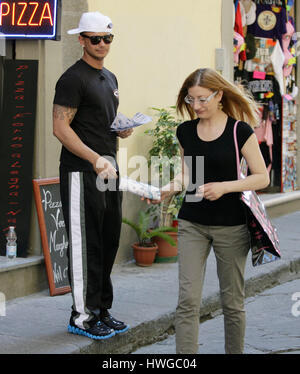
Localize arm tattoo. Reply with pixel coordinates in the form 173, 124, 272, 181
53, 104, 77, 124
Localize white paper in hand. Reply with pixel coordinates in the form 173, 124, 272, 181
119, 176, 161, 201
131, 112, 152, 125
111, 112, 152, 131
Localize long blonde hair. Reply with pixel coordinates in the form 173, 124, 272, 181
176, 68, 259, 127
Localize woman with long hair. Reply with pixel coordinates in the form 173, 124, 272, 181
148, 68, 269, 354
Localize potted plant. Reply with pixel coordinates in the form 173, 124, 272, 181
145, 107, 183, 225
122, 210, 177, 267
144, 107, 184, 262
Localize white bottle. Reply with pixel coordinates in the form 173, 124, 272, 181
6, 226, 17, 260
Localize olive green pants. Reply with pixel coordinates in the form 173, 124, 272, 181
175, 219, 250, 354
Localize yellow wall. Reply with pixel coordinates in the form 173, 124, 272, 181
87, 0, 222, 262
13, 1, 224, 261
88, 0, 222, 169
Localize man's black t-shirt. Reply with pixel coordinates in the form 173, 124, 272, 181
176, 116, 254, 226
53, 59, 119, 171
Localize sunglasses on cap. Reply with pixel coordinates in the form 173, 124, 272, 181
80, 33, 114, 45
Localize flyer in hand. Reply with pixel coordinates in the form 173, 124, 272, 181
111, 112, 152, 132
119, 176, 161, 201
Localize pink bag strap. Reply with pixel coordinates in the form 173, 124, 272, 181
233, 120, 241, 180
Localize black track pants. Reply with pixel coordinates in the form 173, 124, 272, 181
59, 166, 122, 330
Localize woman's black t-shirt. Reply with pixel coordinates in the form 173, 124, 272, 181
176, 116, 254, 226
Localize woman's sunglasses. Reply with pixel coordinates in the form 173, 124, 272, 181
80, 33, 114, 45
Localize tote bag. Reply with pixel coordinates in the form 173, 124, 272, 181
233, 121, 281, 266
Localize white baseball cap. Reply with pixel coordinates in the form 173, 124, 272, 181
68, 12, 113, 34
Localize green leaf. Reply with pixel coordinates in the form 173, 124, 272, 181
122, 217, 142, 243
138, 211, 150, 236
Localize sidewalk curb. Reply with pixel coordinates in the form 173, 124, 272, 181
70, 257, 300, 354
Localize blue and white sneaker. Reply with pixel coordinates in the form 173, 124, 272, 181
100, 313, 130, 334
68, 318, 115, 340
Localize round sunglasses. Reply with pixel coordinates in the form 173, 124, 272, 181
80, 33, 114, 45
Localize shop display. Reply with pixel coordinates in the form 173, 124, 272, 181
282, 97, 297, 191
233, 0, 297, 192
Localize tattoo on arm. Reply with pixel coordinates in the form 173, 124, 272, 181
53, 104, 77, 124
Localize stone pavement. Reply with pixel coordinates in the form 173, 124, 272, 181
133, 278, 300, 354
0, 211, 300, 354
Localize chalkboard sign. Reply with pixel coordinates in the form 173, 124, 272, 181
33, 178, 70, 296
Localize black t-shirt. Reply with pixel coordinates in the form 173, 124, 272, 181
176, 116, 254, 226
53, 59, 119, 171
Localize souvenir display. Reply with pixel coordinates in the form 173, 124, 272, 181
233, 0, 297, 192
282, 97, 297, 192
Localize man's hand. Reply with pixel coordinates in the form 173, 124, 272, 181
141, 190, 171, 205
93, 157, 118, 179
117, 129, 134, 138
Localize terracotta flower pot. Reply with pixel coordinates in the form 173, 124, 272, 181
132, 242, 158, 267
153, 231, 178, 263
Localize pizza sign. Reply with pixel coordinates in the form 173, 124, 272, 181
0, 0, 58, 39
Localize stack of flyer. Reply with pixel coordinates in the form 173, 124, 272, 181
111, 112, 152, 131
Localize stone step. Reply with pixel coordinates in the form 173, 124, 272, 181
0, 256, 48, 301
262, 190, 300, 218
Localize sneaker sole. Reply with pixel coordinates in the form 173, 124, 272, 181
68, 325, 115, 340
114, 325, 130, 334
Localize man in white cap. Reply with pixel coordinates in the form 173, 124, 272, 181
53, 12, 131, 340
